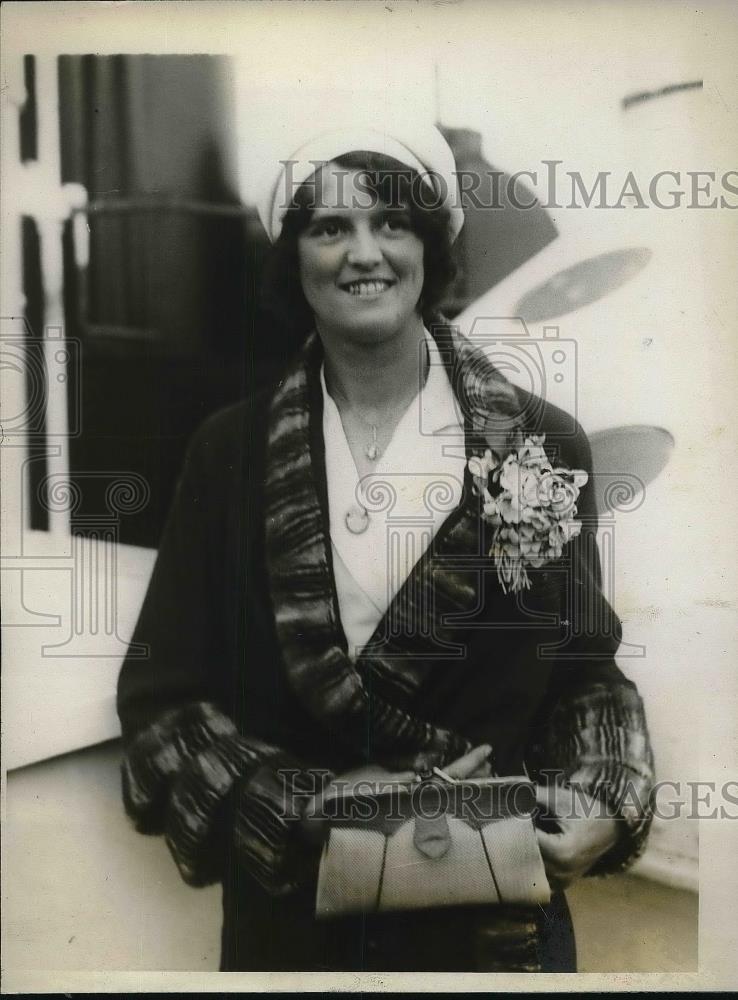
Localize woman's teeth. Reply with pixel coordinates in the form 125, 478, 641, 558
345, 280, 391, 297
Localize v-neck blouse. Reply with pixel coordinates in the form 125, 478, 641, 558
320, 330, 466, 660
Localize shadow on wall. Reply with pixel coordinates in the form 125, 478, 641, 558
438, 125, 558, 314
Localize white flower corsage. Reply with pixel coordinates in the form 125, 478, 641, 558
468, 435, 588, 594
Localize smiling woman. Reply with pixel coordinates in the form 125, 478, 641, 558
296, 156, 451, 472
263, 150, 457, 343
116, 119, 655, 972
297, 165, 426, 345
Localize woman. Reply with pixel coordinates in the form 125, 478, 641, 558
117, 122, 654, 972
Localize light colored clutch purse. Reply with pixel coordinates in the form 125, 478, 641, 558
315, 771, 550, 918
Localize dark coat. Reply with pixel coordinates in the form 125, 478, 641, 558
117, 331, 654, 972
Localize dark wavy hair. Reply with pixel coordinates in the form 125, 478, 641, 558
261, 151, 457, 339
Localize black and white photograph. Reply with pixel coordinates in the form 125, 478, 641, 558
1, 0, 737, 991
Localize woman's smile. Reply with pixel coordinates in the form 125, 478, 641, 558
340, 278, 397, 298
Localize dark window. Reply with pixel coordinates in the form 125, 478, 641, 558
20, 55, 38, 162
56, 55, 278, 549
21, 215, 49, 531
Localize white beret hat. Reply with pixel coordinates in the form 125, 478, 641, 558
255, 119, 464, 244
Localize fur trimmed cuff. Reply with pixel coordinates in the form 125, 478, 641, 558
120, 701, 329, 892
233, 755, 331, 896
121, 701, 237, 835
533, 682, 655, 875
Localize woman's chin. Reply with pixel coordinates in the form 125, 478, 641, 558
320, 307, 420, 346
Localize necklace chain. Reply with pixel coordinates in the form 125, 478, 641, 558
328, 343, 430, 463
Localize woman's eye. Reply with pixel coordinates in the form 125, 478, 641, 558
311, 220, 344, 238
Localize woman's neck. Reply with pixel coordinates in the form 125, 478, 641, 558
320, 316, 429, 420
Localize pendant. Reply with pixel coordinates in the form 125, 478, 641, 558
365, 424, 380, 462
345, 503, 369, 534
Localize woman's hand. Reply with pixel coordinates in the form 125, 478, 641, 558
534, 783, 620, 890
442, 743, 494, 779
327, 744, 494, 790
298, 744, 493, 845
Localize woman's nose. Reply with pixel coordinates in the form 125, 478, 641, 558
346, 224, 383, 267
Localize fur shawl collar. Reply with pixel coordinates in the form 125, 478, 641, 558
264, 323, 527, 770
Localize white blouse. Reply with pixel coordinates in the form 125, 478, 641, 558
320, 331, 467, 660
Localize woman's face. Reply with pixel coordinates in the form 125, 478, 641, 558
297, 162, 425, 345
